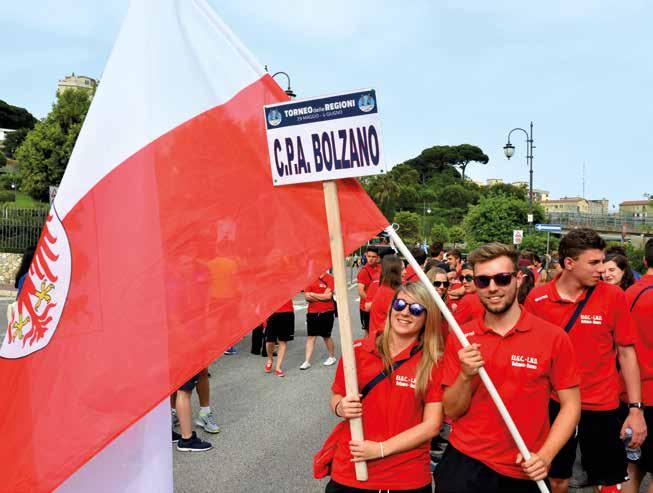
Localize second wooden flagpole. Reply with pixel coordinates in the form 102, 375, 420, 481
386, 225, 549, 493
322, 180, 368, 481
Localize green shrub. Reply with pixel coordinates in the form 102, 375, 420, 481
0, 190, 16, 203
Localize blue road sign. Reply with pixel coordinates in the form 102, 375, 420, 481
535, 224, 563, 233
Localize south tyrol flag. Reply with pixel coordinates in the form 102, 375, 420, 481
0, 1, 388, 491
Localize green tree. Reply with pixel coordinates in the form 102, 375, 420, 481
0, 100, 37, 129
451, 144, 490, 180
2, 128, 30, 159
449, 225, 466, 247
482, 182, 527, 201
623, 243, 645, 274
0, 152, 6, 168
519, 232, 560, 256
429, 223, 449, 244
393, 211, 421, 245
463, 195, 545, 246
404, 144, 488, 183
16, 89, 92, 201
363, 173, 400, 218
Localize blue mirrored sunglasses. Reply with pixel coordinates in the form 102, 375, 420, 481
392, 298, 427, 316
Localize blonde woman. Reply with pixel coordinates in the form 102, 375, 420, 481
324, 282, 444, 493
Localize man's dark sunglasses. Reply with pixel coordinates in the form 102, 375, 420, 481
433, 280, 450, 288
460, 274, 474, 283
392, 298, 427, 316
473, 272, 517, 289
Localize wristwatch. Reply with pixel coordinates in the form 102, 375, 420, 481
628, 402, 644, 410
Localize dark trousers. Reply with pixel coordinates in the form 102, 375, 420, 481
325, 479, 432, 493
359, 310, 370, 332
434, 445, 547, 493
250, 325, 266, 356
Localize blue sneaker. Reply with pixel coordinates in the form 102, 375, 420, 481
176, 432, 213, 452
223, 346, 236, 355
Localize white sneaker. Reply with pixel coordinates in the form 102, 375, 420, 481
323, 357, 337, 366
299, 361, 311, 370
195, 412, 221, 434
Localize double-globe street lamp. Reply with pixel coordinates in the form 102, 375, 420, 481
503, 122, 535, 223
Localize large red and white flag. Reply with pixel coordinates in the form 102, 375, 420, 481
0, 1, 388, 491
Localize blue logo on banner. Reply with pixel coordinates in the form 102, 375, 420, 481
358, 94, 375, 113
267, 109, 282, 127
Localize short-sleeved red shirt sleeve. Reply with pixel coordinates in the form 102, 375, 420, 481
305, 274, 335, 313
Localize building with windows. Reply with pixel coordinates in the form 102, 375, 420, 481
541, 197, 589, 214
57, 73, 98, 95
588, 199, 609, 215
620, 200, 652, 219
532, 189, 550, 202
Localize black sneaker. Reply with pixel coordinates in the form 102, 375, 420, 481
176, 432, 213, 452
172, 430, 181, 443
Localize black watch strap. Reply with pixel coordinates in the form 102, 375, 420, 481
628, 402, 644, 410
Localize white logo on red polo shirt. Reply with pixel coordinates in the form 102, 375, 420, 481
534, 294, 548, 302
395, 374, 416, 389
580, 314, 603, 325
511, 354, 539, 370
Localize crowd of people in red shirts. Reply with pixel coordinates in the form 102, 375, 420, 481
317, 231, 653, 493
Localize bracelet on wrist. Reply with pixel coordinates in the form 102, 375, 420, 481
334, 399, 343, 417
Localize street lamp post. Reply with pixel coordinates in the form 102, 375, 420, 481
503, 122, 535, 223
422, 202, 431, 245
264, 65, 296, 98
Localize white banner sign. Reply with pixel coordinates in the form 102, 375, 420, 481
264, 89, 386, 186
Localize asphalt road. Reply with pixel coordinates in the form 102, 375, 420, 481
171, 286, 358, 493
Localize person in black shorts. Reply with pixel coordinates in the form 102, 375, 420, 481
171, 373, 212, 452
264, 300, 295, 377
300, 271, 336, 370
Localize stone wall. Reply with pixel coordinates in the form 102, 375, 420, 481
0, 253, 21, 286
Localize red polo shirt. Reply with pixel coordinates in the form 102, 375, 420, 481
524, 277, 636, 410
368, 284, 396, 338
275, 299, 294, 313
442, 310, 579, 479
331, 338, 443, 490
626, 275, 653, 405
453, 292, 485, 326
305, 274, 335, 313
357, 263, 381, 311
403, 265, 420, 283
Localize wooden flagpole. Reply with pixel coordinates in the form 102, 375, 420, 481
323, 180, 368, 481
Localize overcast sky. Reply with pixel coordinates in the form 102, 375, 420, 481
2, 0, 651, 208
